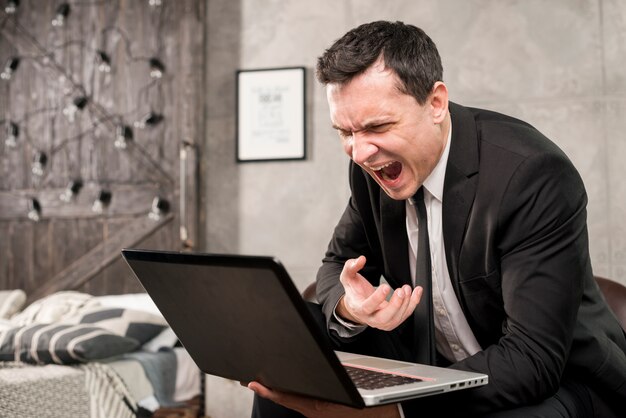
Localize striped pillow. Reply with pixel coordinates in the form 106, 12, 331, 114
73, 307, 167, 345
0, 323, 139, 364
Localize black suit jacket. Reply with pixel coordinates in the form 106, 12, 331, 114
316, 102, 626, 415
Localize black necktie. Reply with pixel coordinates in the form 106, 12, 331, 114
413, 187, 436, 364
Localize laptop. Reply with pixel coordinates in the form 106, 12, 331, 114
121, 249, 488, 407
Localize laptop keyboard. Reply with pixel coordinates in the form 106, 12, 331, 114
345, 366, 423, 390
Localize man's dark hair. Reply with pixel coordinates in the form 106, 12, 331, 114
316, 21, 443, 104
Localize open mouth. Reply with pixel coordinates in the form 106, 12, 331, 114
372, 161, 402, 182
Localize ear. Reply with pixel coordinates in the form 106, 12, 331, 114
429, 82, 449, 124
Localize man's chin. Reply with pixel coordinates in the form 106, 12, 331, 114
379, 184, 416, 201
366, 170, 417, 200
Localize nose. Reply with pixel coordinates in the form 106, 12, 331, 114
350, 133, 378, 165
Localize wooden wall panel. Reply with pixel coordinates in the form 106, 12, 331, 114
0, 1, 203, 297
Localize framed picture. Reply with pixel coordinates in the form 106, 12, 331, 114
236, 67, 306, 162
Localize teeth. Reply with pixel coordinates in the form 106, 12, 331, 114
369, 161, 394, 171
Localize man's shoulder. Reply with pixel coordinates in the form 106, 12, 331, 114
454, 103, 564, 160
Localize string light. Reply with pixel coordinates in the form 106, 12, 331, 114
149, 57, 165, 79
92, 189, 112, 213
96, 50, 111, 73
148, 196, 169, 221
32, 151, 48, 177
1, 57, 20, 80
5, 0, 18, 14
52, 3, 71, 27
28, 198, 42, 222
2, 4, 174, 224
59, 179, 83, 202
134, 111, 163, 129
5, 122, 19, 148
63, 96, 88, 122
114, 124, 133, 149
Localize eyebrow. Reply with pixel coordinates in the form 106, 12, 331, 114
332, 119, 392, 132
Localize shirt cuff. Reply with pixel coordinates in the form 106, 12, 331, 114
329, 298, 367, 338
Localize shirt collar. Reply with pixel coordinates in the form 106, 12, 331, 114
422, 120, 452, 203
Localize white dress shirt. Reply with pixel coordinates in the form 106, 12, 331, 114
406, 122, 482, 363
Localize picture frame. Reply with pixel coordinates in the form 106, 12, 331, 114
236, 67, 306, 162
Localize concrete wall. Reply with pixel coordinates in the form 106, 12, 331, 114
202, 0, 626, 415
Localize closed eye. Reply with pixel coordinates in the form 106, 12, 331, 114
366, 123, 392, 133
336, 129, 353, 140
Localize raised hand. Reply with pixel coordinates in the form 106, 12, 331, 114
336, 255, 422, 331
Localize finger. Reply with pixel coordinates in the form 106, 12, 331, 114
248, 382, 275, 400
372, 285, 421, 330
339, 256, 367, 286
389, 285, 416, 324
360, 283, 391, 312
398, 286, 423, 322
372, 286, 410, 326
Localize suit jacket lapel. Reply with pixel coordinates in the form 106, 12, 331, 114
443, 103, 480, 298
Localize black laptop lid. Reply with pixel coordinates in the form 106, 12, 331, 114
121, 249, 363, 407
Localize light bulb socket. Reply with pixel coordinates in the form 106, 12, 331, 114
152, 196, 169, 213
73, 96, 88, 110
7, 121, 19, 137
116, 124, 133, 140
97, 190, 112, 205
33, 151, 48, 165
68, 179, 83, 194
57, 3, 70, 16
6, 57, 20, 72
97, 50, 110, 64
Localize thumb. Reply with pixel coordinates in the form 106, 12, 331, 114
340, 255, 367, 286
347, 255, 367, 275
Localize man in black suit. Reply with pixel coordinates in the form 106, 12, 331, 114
249, 21, 626, 417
